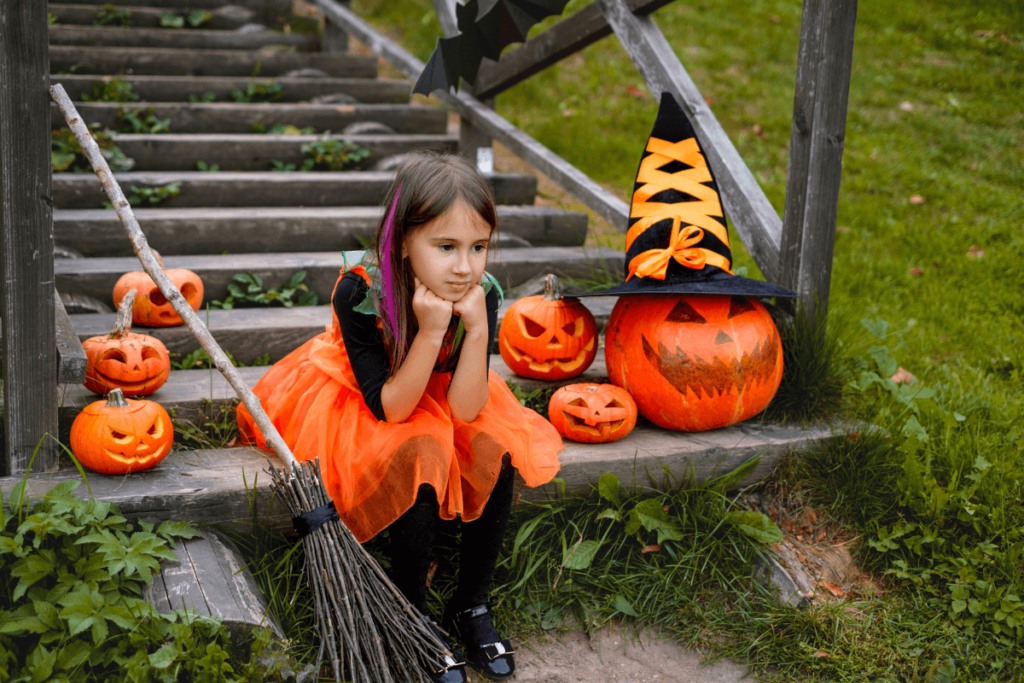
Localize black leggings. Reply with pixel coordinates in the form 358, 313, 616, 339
386, 461, 515, 615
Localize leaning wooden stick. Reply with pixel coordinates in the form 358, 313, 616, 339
51, 84, 457, 683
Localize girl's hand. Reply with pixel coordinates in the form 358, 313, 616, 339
452, 282, 487, 336
412, 277, 453, 338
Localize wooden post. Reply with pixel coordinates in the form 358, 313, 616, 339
0, 0, 58, 475
322, 0, 350, 54
597, 0, 785, 284
780, 0, 858, 321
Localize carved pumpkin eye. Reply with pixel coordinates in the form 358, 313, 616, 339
522, 316, 546, 338
561, 320, 582, 336
604, 399, 625, 409
109, 429, 132, 444
100, 349, 127, 364
728, 296, 756, 318
141, 347, 162, 361
181, 282, 199, 303
567, 398, 588, 408
148, 288, 167, 306
147, 420, 163, 438
666, 299, 707, 324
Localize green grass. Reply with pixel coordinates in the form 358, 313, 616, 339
243, 1, 1024, 680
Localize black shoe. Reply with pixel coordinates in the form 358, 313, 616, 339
445, 604, 516, 681
423, 617, 468, 683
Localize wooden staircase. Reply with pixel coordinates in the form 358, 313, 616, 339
49, 0, 622, 425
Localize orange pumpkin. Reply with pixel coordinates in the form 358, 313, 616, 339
605, 294, 783, 432
548, 383, 637, 443
70, 388, 173, 474
112, 267, 203, 327
499, 274, 597, 380
83, 288, 170, 397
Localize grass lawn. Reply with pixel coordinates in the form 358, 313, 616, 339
266, 1, 1024, 680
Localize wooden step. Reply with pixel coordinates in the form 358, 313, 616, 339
63, 294, 618, 368
52, 0, 242, 7
49, 25, 319, 52
49, 4, 255, 30
53, 171, 537, 209
54, 247, 625, 307
52, 74, 410, 104
55, 101, 446, 135
110, 132, 456, 172
54, 205, 587, 256
51, 45, 377, 78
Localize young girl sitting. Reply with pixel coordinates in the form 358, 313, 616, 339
238, 151, 563, 682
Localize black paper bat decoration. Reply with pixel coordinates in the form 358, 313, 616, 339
413, 0, 572, 96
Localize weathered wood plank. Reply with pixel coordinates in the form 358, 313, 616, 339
49, 25, 320, 52
51, 101, 445, 135
51, 170, 536, 209
48, 4, 256, 30
52, 74, 411, 105
49, 45, 376, 78
474, 0, 675, 100
55, 290, 88, 384
322, 1, 351, 55
1, 0, 58, 475
779, 0, 858, 321
316, 0, 631, 231
596, 0, 784, 283
53, 204, 584, 256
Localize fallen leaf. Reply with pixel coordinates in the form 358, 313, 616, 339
641, 545, 661, 554
769, 15, 780, 22
817, 529, 826, 541
975, 29, 993, 37
753, 124, 764, 137
909, 267, 924, 276
704, 96, 715, 105
968, 245, 985, 259
813, 651, 832, 658
819, 581, 845, 598
807, 508, 818, 523
891, 367, 916, 384
562, 109, 575, 117
836, 225, 851, 233
900, 101, 914, 111
909, 194, 925, 204
932, 262, 940, 268
626, 84, 646, 99
796, 534, 804, 541
798, 553, 807, 563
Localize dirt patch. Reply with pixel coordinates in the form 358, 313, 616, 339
504, 624, 753, 683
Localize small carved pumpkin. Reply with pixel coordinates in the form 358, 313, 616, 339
499, 274, 598, 380
112, 264, 203, 327
548, 383, 637, 443
83, 288, 170, 397
605, 294, 783, 432
70, 389, 173, 474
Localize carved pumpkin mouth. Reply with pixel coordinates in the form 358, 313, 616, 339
561, 411, 626, 436
641, 329, 780, 399
503, 337, 595, 373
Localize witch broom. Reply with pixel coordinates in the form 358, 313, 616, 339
50, 84, 460, 683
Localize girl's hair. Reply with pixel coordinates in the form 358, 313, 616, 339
372, 151, 497, 376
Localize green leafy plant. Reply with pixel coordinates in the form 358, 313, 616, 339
104, 182, 181, 208
250, 123, 317, 135
196, 160, 220, 172
48, 11, 58, 25
269, 159, 297, 172
80, 76, 138, 103
93, 4, 132, 27
115, 106, 171, 134
299, 137, 371, 171
187, 10, 212, 27
230, 81, 284, 104
170, 399, 241, 450
51, 126, 134, 173
211, 272, 318, 309
189, 92, 216, 104
158, 12, 184, 29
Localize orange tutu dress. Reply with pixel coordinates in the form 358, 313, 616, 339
237, 266, 563, 542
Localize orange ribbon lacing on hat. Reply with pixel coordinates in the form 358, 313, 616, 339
625, 137, 733, 281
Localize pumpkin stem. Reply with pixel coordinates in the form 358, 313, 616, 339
110, 288, 136, 339
106, 388, 130, 408
542, 273, 561, 301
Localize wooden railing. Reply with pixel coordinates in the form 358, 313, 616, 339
319, 0, 857, 318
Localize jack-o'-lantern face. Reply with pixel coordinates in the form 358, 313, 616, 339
548, 383, 638, 443
113, 268, 203, 327
605, 294, 783, 432
499, 274, 598, 380
83, 334, 170, 397
70, 390, 173, 475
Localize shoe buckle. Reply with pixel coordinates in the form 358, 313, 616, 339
481, 640, 515, 661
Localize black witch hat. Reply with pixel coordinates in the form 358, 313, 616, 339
579, 92, 796, 299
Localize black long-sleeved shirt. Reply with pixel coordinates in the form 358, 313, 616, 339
333, 272, 499, 421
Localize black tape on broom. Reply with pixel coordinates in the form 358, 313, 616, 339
293, 501, 340, 537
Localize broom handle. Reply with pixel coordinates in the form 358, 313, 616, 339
50, 84, 300, 471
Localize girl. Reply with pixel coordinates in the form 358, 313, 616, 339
238, 151, 563, 682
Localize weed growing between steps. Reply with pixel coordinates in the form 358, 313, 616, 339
81, 76, 138, 104
158, 11, 212, 30
211, 272, 318, 309
51, 126, 134, 173
269, 139, 371, 172
93, 4, 133, 28
0, 477, 305, 681
250, 123, 317, 135
231, 81, 284, 105
115, 106, 171, 135
170, 399, 241, 451
102, 182, 181, 209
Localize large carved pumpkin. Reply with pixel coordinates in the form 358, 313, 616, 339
499, 274, 597, 380
70, 389, 173, 474
605, 294, 783, 432
112, 267, 203, 327
83, 288, 170, 397
548, 383, 637, 443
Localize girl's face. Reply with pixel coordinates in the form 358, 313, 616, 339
401, 201, 492, 302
